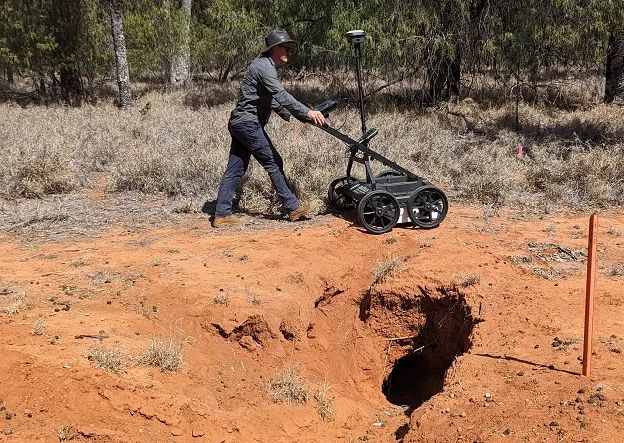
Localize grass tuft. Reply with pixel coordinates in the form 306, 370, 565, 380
88, 344, 125, 373
213, 292, 229, 305
1, 289, 27, 315
32, 318, 48, 336
138, 337, 183, 371
314, 384, 335, 421
453, 273, 482, 288
372, 254, 403, 284
604, 264, 624, 278
267, 367, 309, 405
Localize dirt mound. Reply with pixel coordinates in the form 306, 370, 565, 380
210, 315, 276, 350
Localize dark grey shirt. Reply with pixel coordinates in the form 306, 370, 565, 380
229, 56, 310, 127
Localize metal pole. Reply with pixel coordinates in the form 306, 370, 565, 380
582, 213, 598, 377
353, 43, 367, 135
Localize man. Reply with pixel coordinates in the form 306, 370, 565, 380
213, 29, 326, 227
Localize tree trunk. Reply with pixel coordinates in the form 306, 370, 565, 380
605, 30, 624, 104
170, 0, 192, 87
426, 46, 461, 105
108, 0, 132, 107
60, 67, 83, 105
6, 67, 14, 83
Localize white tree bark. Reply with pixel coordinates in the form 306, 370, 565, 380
170, 0, 192, 87
108, 0, 132, 107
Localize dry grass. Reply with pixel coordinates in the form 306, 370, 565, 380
1, 79, 624, 214
453, 273, 481, 288
87, 344, 126, 373
314, 384, 335, 421
267, 367, 309, 405
137, 337, 183, 371
604, 264, 624, 278
213, 292, 229, 305
607, 227, 624, 237
1, 288, 27, 315
57, 425, 75, 442
372, 254, 403, 284
32, 318, 48, 336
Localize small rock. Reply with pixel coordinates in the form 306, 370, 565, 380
516, 371, 525, 376
24, 409, 32, 418
460, 412, 466, 417
549, 421, 559, 427
587, 395, 600, 405
597, 393, 606, 401
596, 385, 604, 392
484, 392, 492, 399
5, 411, 13, 420
548, 364, 555, 370
444, 407, 450, 413
502, 428, 512, 436
578, 388, 586, 394
469, 397, 477, 403
191, 429, 206, 438
3, 428, 12, 435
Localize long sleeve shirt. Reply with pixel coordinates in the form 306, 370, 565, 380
229, 56, 310, 127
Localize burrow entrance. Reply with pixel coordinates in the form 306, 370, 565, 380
362, 284, 479, 410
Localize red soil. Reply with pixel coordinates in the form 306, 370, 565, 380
1, 206, 623, 442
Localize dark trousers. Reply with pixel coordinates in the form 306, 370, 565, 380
215, 120, 300, 217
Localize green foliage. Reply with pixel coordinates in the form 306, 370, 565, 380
0, 0, 622, 102
193, 0, 264, 80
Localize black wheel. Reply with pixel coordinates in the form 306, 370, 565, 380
357, 191, 400, 234
407, 185, 448, 229
327, 176, 356, 212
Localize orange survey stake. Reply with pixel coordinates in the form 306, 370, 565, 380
582, 213, 598, 377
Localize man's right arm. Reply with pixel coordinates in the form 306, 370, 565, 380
257, 60, 324, 125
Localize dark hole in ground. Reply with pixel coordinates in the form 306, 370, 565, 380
381, 289, 478, 410
382, 346, 445, 408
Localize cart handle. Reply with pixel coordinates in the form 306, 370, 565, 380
313, 100, 338, 118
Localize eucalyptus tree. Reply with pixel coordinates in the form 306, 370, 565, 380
106, 0, 132, 107
170, 0, 193, 86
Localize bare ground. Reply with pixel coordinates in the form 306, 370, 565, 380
1, 193, 624, 442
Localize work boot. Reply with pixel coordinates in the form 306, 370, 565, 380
288, 202, 311, 221
212, 214, 243, 228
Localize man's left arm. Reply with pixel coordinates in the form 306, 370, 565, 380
271, 98, 292, 121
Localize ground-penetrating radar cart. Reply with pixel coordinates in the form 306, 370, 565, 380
313, 30, 449, 234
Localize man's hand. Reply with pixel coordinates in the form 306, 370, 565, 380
307, 110, 326, 126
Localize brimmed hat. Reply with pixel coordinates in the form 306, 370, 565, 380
262, 29, 297, 54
